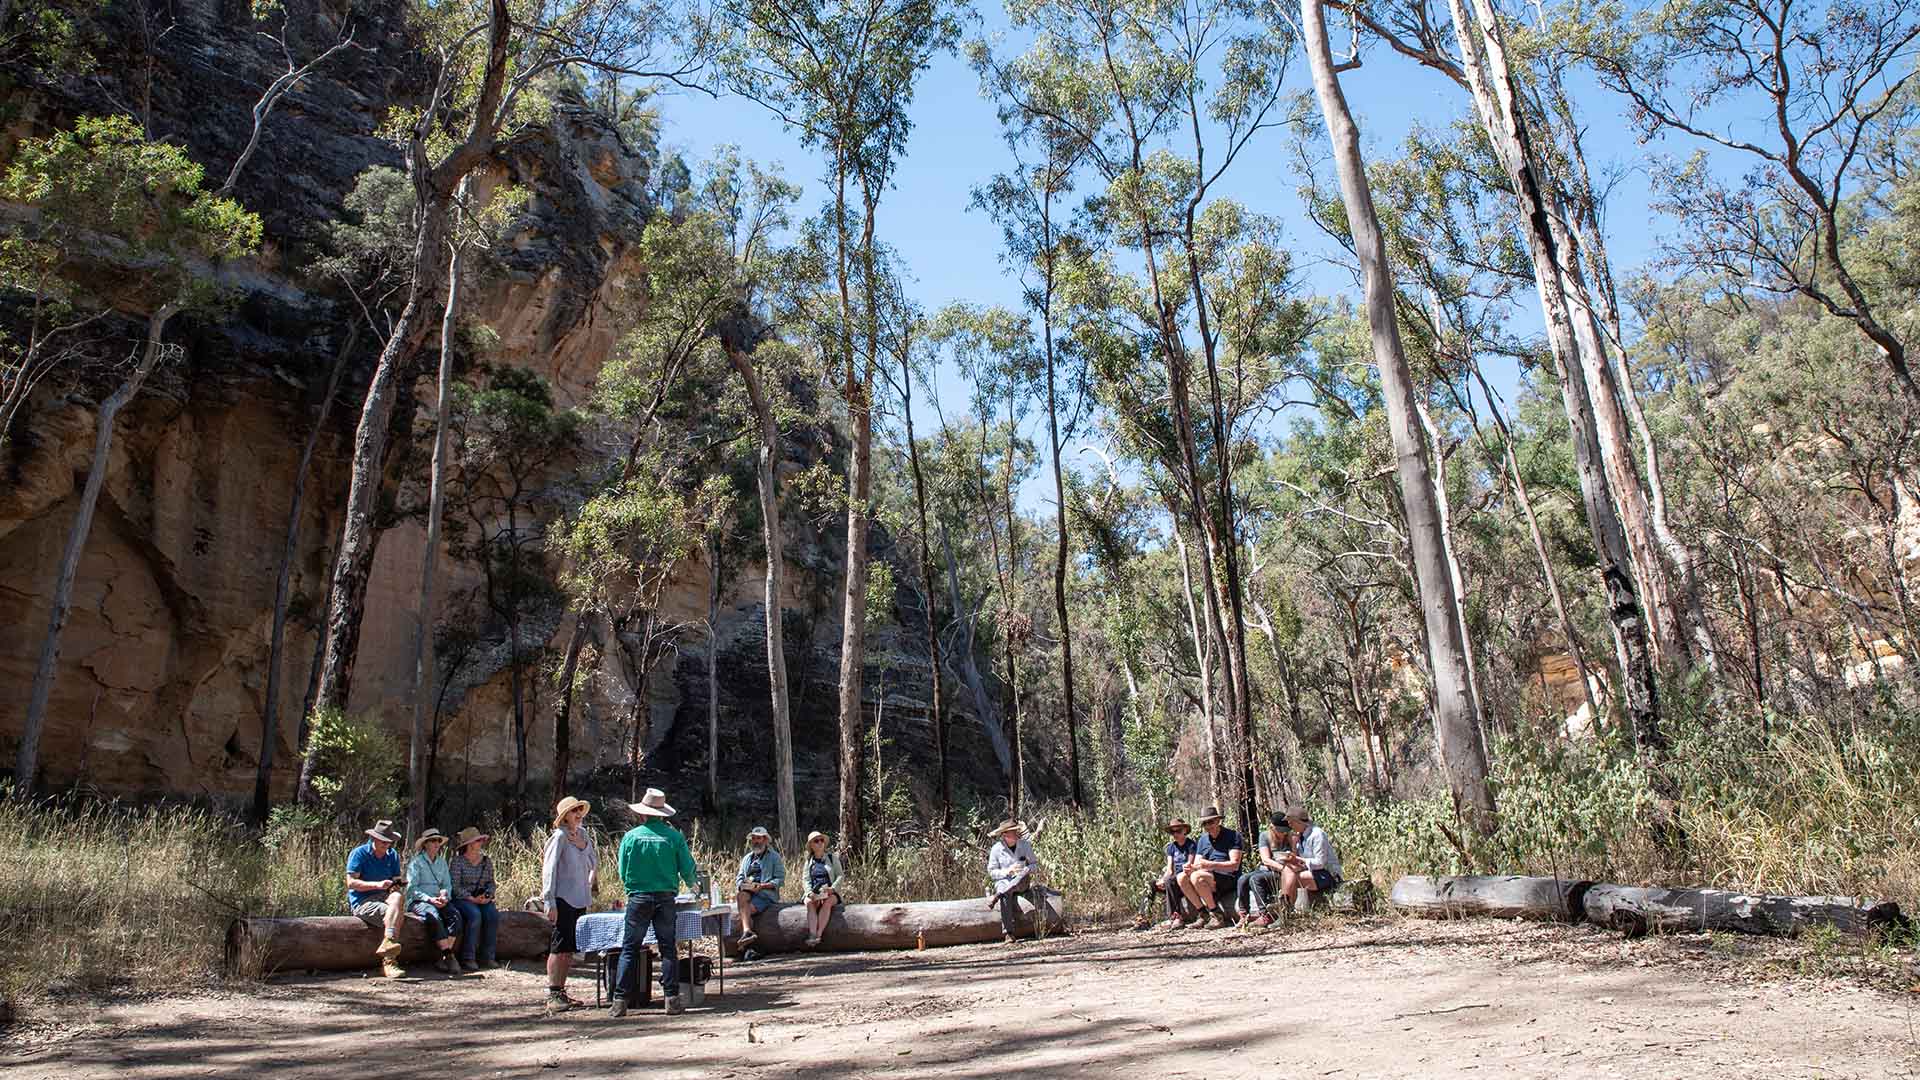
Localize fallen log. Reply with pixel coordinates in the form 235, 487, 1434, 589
1582, 885, 1905, 939
1389, 875, 1590, 922
738, 892, 1068, 954
226, 911, 551, 975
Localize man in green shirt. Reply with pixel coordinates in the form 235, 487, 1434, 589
611, 787, 699, 1017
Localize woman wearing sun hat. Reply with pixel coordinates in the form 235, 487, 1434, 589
405, 827, 463, 973
541, 796, 598, 1013
800, 831, 846, 947
450, 826, 499, 971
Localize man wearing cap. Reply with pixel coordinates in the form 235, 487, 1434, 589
1175, 807, 1243, 928
611, 788, 699, 1018
985, 820, 1045, 944
1152, 817, 1200, 930
733, 826, 786, 947
344, 820, 407, 979
1280, 804, 1343, 910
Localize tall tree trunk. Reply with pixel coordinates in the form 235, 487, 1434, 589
1001, 384, 1025, 816
706, 530, 722, 812
1303, 0, 1495, 830
552, 613, 588, 798
898, 343, 949, 829
17, 305, 177, 793
406, 234, 463, 837
1439, 0, 1663, 754
1039, 188, 1083, 809
252, 327, 356, 823
833, 170, 874, 861
1173, 522, 1224, 807
1415, 399, 1486, 730
723, 343, 797, 852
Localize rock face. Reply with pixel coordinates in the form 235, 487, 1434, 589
0, 0, 1015, 820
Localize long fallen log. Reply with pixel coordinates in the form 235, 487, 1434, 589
226, 911, 551, 975
1390, 875, 1590, 922
740, 893, 1068, 954
1582, 885, 1906, 939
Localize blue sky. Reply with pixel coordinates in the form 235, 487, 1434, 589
647, 20, 1688, 513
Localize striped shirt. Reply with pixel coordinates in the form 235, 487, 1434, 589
451, 853, 495, 899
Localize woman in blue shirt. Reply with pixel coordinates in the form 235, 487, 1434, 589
1156, 817, 1200, 930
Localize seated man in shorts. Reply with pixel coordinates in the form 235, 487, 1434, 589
734, 825, 785, 946
344, 820, 406, 979
1280, 804, 1343, 910
1175, 807, 1242, 928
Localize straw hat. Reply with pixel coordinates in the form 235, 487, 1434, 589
806, 830, 828, 846
1165, 817, 1192, 834
553, 796, 591, 827
629, 787, 676, 818
364, 820, 401, 844
454, 826, 490, 851
1196, 806, 1224, 826
415, 827, 449, 851
991, 819, 1025, 838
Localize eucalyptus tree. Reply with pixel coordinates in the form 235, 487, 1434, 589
976, 0, 1305, 829
1298, 0, 1495, 828
309, 0, 705, 748
6, 116, 261, 793
717, 0, 962, 856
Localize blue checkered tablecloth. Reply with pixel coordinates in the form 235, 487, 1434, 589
575, 904, 726, 953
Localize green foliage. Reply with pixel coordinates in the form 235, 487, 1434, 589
299, 707, 404, 828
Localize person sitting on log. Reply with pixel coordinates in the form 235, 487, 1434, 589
541, 796, 599, 1015
1279, 804, 1342, 910
1238, 814, 1295, 928
344, 819, 407, 980
405, 828, 464, 974
733, 825, 786, 947
801, 830, 846, 948
1151, 817, 1200, 930
1175, 807, 1242, 928
985, 819, 1046, 944
450, 827, 499, 971
610, 787, 699, 1019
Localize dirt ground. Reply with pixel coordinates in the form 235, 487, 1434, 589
5, 917, 1916, 1079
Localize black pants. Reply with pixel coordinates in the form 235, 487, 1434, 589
1239, 868, 1281, 914
998, 876, 1041, 938
614, 892, 677, 1004
1158, 873, 1189, 919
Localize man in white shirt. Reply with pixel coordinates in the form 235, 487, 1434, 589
986, 819, 1045, 943
1281, 804, 1343, 910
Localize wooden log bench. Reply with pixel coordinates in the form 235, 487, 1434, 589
736, 892, 1068, 955
1388, 874, 1906, 939
226, 910, 551, 975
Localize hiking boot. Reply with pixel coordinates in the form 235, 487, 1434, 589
546, 994, 574, 1016
664, 995, 685, 1015
375, 936, 403, 959
460, 958, 479, 973
434, 953, 457, 975
1254, 913, 1275, 928
381, 958, 405, 980
607, 998, 628, 1019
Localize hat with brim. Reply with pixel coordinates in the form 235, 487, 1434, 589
365, 820, 400, 844
1284, 804, 1310, 823
630, 787, 676, 818
747, 826, 771, 842
1165, 817, 1191, 834
991, 819, 1025, 838
415, 827, 449, 851
454, 826, 490, 851
806, 831, 828, 846
553, 796, 591, 827
1197, 807, 1224, 826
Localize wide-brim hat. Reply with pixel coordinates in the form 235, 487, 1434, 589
365, 819, 400, 844
806, 830, 828, 846
1283, 803, 1310, 823
454, 826, 490, 851
747, 825, 771, 842
1197, 807, 1224, 826
553, 796, 591, 827
630, 787, 675, 817
991, 819, 1025, 837
1165, 817, 1191, 834
415, 827, 449, 851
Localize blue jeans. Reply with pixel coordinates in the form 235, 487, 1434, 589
452, 898, 499, 964
614, 892, 678, 1005
409, 899, 461, 942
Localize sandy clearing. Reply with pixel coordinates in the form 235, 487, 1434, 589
5, 918, 1915, 1079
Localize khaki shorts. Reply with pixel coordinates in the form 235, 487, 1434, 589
351, 898, 393, 925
